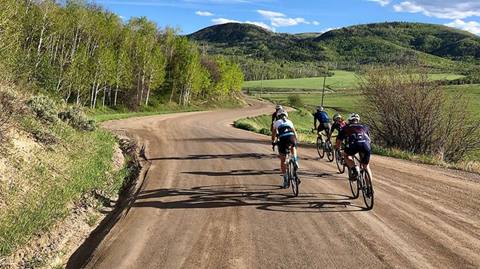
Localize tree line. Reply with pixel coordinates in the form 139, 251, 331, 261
0, 0, 244, 109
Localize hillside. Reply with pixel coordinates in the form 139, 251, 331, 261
188, 22, 480, 70
189, 23, 330, 62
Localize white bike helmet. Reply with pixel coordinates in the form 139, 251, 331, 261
316, 106, 324, 111
333, 113, 342, 121
275, 104, 283, 111
348, 113, 360, 123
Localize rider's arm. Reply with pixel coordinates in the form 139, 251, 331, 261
293, 127, 299, 139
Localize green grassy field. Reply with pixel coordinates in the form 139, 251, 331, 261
444, 84, 480, 119
256, 84, 480, 120
243, 70, 465, 90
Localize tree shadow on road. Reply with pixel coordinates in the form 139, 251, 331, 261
182, 169, 340, 180
148, 153, 318, 162
132, 184, 365, 213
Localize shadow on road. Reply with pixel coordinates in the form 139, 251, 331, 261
182, 169, 339, 180
148, 153, 319, 162
132, 184, 365, 213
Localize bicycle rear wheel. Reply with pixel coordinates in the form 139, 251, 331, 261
335, 149, 346, 174
362, 170, 374, 210
325, 140, 334, 162
289, 161, 299, 197
316, 137, 325, 159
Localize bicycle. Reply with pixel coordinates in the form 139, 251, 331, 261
334, 143, 346, 174
273, 142, 299, 197
313, 128, 334, 162
285, 147, 300, 196
347, 154, 374, 210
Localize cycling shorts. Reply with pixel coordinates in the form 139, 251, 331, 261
278, 135, 297, 155
345, 142, 371, 164
317, 123, 331, 134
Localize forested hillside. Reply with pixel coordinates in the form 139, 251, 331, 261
0, 0, 243, 109
189, 22, 480, 80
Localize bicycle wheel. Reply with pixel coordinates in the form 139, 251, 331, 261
316, 137, 325, 159
335, 149, 346, 174
362, 170, 374, 210
289, 161, 299, 196
348, 168, 359, 198
325, 140, 334, 162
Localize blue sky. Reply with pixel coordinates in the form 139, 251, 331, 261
94, 0, 480, 35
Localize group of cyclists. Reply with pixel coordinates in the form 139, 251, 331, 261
271, 104, 372, 189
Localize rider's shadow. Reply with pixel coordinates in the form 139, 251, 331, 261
310, 201, 351, 209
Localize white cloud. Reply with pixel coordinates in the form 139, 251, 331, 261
368, 0, 391, 7
212, 18, 240, 24
196, 11, 214, 16
271, 17, 308, 27
257, 10, 286, 19
211, 18, 275, 31
257, 9, 310, 28
313, 21, 320, 26
445, 19, 480, 35
393, 1, 480, 19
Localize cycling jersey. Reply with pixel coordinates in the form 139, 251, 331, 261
274, 119, 295, 138
338, 123, 371, 164
313, 111, 330, 124
338, 123, 370, 145
331, 120, 347, 134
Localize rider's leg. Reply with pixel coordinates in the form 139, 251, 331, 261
360, 145, 372, 180
344, 146, 359, 180
279, 154, 289, 188
280, 154, 286, 174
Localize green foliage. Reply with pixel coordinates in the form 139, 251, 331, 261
58, 106, 96, 131
27, 96, 58, 123
0, 1, 244, 111
287, 94, 304, 108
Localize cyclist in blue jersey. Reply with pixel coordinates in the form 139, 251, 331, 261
313, 106, 331, 138
272, 111, 299, 188
335, 113, 373, 181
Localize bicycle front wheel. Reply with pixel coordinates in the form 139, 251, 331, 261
335, 149, 345, 174
316, 137, 325, 159
362, 170, 374, 210
325, 140, 334, 162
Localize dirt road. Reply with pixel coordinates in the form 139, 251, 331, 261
68, 100, 480, 268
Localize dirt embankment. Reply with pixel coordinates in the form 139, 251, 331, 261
1, 135, 142, 269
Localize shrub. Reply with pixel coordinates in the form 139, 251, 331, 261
58, 106, 96, 131
31, 129, 59, 145
0, 85, 23, 140
359, 67, 480, 162
259, 128, 271, 135
233, 120, 256, 132
27, 95, 58, 123
287, 94, 304, 108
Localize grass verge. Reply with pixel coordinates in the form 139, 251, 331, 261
89, 98, 244, 122
0, 117, 127, 259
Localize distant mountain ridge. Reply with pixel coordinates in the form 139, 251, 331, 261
188, 22, 480, 68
